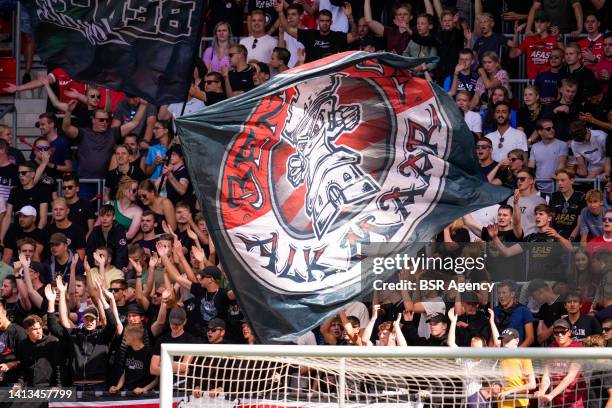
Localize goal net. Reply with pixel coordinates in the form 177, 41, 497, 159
161, 344, 612, 408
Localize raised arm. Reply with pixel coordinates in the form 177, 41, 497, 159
339, 309, 363, 345
447, 307, 458, 347
39, 73, 69, 113
275, 1, 298, 38
45, 284, 69, 340
158, 242, 192, 290
120, 101, 148, 137
62, 100, 80, 140
487, 224, 524, 257
364, 0, 384, 36
393, 313, 407, 347
56, 276, 73, 329
68, 253, 79, 311
361, 304, 379, 346
489, 308, 501, 347
462, 214, 484, 238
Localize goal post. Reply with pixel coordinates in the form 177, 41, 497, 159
161, 344, 612, 408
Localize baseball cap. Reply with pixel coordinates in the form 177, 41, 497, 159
553, 319, 571, 330
198, 266, 222, 281
498, 328, 519, 341
126, 303, 145, 316
169, 307, 187, 325
49, 232, 68, 246
208, 317, 226, 330
83, 307, 99, 320
425, 312, 448, 324
16, 205, 37, 217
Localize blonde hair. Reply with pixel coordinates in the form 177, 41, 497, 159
51, 197, 68, 209
116, 177, 137, 201
524, 85, 542, 121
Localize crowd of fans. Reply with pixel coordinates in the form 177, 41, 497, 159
0, 0, 607, 405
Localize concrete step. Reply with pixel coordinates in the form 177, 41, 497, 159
14, 98, 46, 114
16, 127, 39, 138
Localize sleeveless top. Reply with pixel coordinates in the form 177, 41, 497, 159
111, 200, 133, 231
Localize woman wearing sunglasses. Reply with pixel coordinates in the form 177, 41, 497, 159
487, 149, 526, 188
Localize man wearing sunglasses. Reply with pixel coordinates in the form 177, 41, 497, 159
534, 47, 564, 105
528, 119, 567, 193
602, 318, 612, 347
109, 279, 129, 325
62, 98, 148, 197
535, 319, 586, 407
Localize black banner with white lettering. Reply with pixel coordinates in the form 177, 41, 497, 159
20, 0, 203, 105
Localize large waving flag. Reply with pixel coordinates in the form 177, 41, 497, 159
177, 52, 510, 343
19, 0, 203, 105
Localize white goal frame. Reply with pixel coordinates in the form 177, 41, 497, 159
160, 344, 612, 408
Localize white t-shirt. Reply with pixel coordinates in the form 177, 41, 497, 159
283, 32, 305, 68
295, 331, 318, 345
167, 98, 206, 131
529, 139, 568, 193
464, 110, 482, 134
240, 35, 278, 63
570, 130, 607, 173
318, 0, 349, 33
486, 127, 528, 163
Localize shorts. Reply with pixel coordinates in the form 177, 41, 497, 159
19, 5, 32, 34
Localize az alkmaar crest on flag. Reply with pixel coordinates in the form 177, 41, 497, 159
217, 62, 452, 295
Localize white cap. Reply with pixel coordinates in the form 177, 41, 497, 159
16, 205, 37, 217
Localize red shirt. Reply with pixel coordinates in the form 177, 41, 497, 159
49, 68, 86, 105
548, 340, 586, 408
519, 34, 558, 79
49, 68, 126, 112
578, 34, 604, 67
587, 235, 612, 255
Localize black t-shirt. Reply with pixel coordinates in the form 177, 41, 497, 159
542, 101, 580, 141
105, 165, 146, 201
480, 161, 498, 180
72, 104, 93, 128
206, 92, 225, 106
524, 232, 565, 280
567, 314, 602, 340
46, 222, 87, 252
298, 29, 348, 62
190, 283, 230, 327
536, 298, 566, 328
7, 184, 51, 224
68, 198, 95, 229
123, 345, 155, 390
165, 165, 193, 204
482, 227, 523, 281
455, 310, 491, 347
153, 331, 199, 356
558, 65, 598, 103
229, 66, 255, 93
581, 93, 612, 131
550, 191, 585, 239
474, 32, 508, 60
137, 238, 158, 256
5, 226, 47, 254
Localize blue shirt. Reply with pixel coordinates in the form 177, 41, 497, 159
494, 303, 535, 344
145, 144, 169, 180
579, 207, 604, 238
